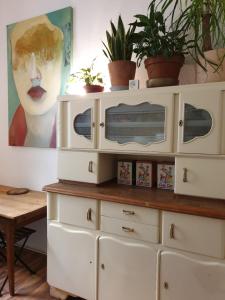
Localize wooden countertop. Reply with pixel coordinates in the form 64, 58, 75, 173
0, 185, 46, 220
43, 181, 225, 220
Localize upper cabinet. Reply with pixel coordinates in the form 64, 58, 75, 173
177, 89, 223, 154
57, 96, 97, 149
99, 91, 175, 153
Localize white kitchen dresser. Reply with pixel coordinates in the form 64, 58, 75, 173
44, 82, 225, 300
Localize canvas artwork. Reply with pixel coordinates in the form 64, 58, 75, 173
7, 7, 73, 148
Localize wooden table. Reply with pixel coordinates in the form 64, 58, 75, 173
0, 185, 47, 296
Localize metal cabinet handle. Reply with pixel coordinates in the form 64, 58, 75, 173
100, 122, 105, 127
122, 226, 134, 233
183, 168, 188, 182
88, 161, 93, 173
87, 208, 92, 221
122, 209, 135, 216
179, 120, 183, 127
170, 223, 175, 239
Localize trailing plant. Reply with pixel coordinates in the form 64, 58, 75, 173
165, 0, 225, 70
69, 58, 103, 86
102, 15, 136, 61
130, 0, 192, 67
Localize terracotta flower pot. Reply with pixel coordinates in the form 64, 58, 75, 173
84, 85, 104, 93
144, 55, 185, 87
108, 60, 136, 90
196, 48, 225, 83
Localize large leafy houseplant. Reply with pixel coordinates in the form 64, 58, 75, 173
102, 16, 136, 90
169, 0, 225, 82
131, 0, 192, 87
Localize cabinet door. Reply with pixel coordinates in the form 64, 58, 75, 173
58, 98, 96, 149
99, 92, 174, 152
160, 250, 225, 300
98, 235, 157, 300
177, 90, 222, 154
48, 222, 97, 300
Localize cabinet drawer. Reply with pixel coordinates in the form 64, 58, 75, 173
101, 216, 159, 243
58, 194, 99, 230
162, 211, 225, 258
101, 201, 159, 226
175, 156, 225, 199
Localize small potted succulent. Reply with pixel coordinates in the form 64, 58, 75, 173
131, 0, 192, 87
70, 58, 104, 93
102, 15, 136, 90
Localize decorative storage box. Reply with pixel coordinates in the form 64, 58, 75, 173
136, 161, 154, 188
157, 163, 175, 190
117, 161, 135, 185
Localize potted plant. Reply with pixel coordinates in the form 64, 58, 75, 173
70, 58, 104, 93
102, 15, 136, 90
131, 0, 191, 87
175, 0, 225, 83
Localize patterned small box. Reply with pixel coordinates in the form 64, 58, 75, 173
157, 163, 175, 190
117, 161, 135, 185
136, 161, 153, 188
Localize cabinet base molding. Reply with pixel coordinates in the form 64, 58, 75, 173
50, 286, 75, 300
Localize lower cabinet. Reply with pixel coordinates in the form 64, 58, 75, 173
98, 235, 157, 300
160, 250, 225, 300
48, 221, 97, 300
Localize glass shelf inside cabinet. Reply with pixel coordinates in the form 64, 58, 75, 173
183, 104, 212, 142
105, 102, 166, 145
73, 108, 91, 140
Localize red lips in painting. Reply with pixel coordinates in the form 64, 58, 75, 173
27, 85, 46, 100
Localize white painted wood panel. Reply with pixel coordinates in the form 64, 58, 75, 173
160, 250, 225, 300
58, 194, 98, 229
101, 216, 159, 243
98, 235, 157, 300
48, 222, 97, 300
162, 211, 225, 259
175, 156, 225, 199
177, 90, 223, 154
101, 201, 159, 226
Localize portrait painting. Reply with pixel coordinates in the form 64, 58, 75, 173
7, 7, 73, 148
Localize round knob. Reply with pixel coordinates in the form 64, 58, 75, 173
164, 282, 169, 290
100, 122, 105, 127
179, 120, 183, 127
101, 263, 105, 270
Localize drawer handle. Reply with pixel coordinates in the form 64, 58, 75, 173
122, 209, 135, 216
88, 161, 93, 173
122, 226, 134, 233
170, 223, 175, 239
183, 168, 188, 182
87, 208, 92, 221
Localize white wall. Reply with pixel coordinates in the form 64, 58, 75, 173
0, 0, 152, 252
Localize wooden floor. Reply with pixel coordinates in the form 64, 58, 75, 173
0, 249, 55, 300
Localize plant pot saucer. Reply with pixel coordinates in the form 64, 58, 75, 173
146, 78, 179, 88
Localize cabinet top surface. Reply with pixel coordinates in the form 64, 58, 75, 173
43, 181, 225, 220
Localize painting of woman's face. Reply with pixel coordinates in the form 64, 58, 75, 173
8, 7, 72, 148
11, 15, 63, 116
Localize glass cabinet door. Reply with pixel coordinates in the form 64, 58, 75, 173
66, 99, 96, 149
74, 108, 92, 140
105, 102, 166, 145
178, 90, 222, 155
100, 93, 175, 153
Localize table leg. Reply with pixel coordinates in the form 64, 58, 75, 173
5, 223, 15, 296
